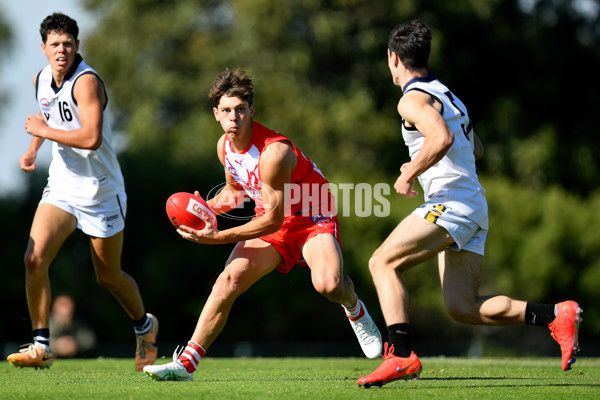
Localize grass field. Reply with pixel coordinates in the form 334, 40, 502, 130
1, 357, 599, 399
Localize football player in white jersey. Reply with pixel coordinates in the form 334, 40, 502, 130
7, 13, 158, 372
358, 20, 581, 388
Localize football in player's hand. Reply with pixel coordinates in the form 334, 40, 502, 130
166, 192, 217, 230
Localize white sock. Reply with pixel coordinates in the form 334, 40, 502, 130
344, 298, 363, 319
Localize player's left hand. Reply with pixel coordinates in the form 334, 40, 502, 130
25, 114, 48, 138
177, 210, 220, 244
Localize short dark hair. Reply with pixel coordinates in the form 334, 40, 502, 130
208, 68, 254, 108
388, 20, 432, 70
40, 13, 79, 43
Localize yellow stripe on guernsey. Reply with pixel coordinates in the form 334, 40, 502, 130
425, 204, 446, 223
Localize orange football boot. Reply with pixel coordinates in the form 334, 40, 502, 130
549, 300, 582, 371
357, 343, 422, 388
7, 343, 53, 369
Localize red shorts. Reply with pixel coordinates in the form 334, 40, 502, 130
260, 213, 341, 274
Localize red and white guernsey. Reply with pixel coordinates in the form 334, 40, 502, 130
223, 122, 330, 217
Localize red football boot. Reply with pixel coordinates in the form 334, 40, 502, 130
357, 343, 422, 388
549, 300, 582, 371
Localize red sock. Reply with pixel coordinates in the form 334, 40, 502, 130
344, 299, 365, 321
178, 340, 206, 373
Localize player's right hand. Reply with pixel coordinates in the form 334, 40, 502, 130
395, 163, 418, 198
177, 192, 220, 244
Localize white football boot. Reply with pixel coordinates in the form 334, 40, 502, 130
143, 347, 194, 381
347, 300, 383, 359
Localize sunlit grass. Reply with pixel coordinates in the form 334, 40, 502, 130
1, 357, 598, 399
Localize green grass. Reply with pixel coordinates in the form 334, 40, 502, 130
1, 357, 599, 399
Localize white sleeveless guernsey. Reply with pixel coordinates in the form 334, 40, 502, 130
36, 55, 124, 206
402, 75, 488, 229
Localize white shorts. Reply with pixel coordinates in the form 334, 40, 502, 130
39, 186, 127, 238
412, 202, 487, 255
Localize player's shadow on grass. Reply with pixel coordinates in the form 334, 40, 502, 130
167, 376, 600, 390
416, 377, 600, 389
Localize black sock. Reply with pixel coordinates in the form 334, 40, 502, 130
133, 315, 150, 335
387, 323, 412, 357
525, 302, 555, 326
33, 328, 50, 348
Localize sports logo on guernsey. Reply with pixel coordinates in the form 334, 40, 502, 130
227, 166, 239, 177
40, 98, 50, 112
186, 198, 217, 226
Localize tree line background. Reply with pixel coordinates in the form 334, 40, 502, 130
1, 0, 599, 359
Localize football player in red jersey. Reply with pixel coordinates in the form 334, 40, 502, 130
143, 69, 382, 381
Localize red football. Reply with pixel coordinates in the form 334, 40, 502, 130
166, 192, 217, 230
